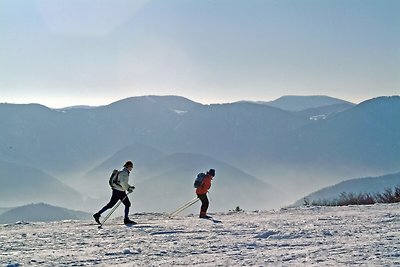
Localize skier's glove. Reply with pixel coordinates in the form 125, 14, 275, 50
127, 186, 135, 193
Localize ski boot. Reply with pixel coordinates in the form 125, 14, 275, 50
93, 213, 101, 224
124, 217, 137, 225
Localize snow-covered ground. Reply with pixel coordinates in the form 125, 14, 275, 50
1, 203, 400, 266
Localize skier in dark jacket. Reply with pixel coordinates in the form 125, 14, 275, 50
196, 169, 215, 218
93, 161, 136, 225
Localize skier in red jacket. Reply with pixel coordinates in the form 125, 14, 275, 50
196, 169, 215, 218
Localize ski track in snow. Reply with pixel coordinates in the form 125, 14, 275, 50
1, 204, 400, 266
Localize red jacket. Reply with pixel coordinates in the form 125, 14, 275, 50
196, 174, 212, 195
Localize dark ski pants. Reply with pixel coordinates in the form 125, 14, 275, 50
98, 189, 131, 218
197, 194, 209, 216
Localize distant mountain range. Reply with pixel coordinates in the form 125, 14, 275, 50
0, 95, 399, 212
271, 96, 400, 172
249, 95, 354, 111
0, 203, 91, 224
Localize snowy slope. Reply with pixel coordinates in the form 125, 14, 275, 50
1, 203, 399, 266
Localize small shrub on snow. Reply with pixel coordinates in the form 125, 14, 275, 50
311, 186, 400, 206
229, 206, 244, 212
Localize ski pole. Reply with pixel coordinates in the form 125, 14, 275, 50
169, 198, 199, 218
169, 197, 199, 218
171, 197, 198, 214
98, 191, 132, 229
172, 198, 199, 215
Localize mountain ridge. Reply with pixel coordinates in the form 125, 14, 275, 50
296, 171, 400, 206
258, 95, 354, 111
0, 94, 398, 211
0, 203, 91, 224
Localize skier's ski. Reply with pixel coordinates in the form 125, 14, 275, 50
79, 222, 152, 228
124, 223, 136, 228
96, 222, 155, 228
199, 216, 222, 223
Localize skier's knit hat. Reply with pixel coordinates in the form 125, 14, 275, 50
208, 169, 215, 176
124, 161, 134, 168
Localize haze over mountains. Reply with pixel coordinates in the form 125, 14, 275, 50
0, 95, 399, 216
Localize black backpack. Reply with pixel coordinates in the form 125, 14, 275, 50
108, 169, 120, 188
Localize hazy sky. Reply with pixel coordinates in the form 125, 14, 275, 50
1, 0, 399, 108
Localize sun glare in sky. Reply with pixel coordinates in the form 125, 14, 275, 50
1, 0, 399, 108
